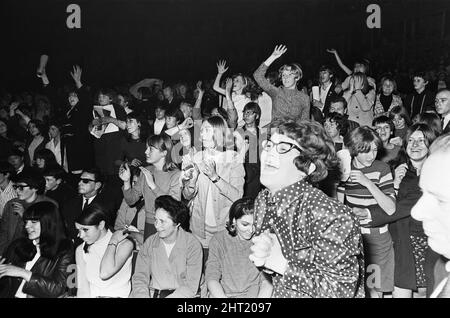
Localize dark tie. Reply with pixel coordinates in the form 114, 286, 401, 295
83, 198, 89, 210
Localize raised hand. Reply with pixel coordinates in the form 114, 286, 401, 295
216, 60, 229, 74
270, 45, 287, 59
118, 162, 131, 182
326, 48, 337, 55
139, 167, 156, 189
70, 65, 83, 88
179, 117, 194, 130
354, 76, 364, 91
130, 159, 142, 168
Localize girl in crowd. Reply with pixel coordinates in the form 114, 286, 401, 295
0, 201, 74, 298
389, 106, 412, 140
75, 203, 134, 298
412, 112, 443, 136
130, 195, 203, 298
343, 72, 375, 127
373, 116, 401, 164
119, 112, 148, 168
181, 116, 245, 257
338, 126, 396, 298
34, 148, 58, 173
374, 76, 403, 117
367, 123, 437, 298
45, 121, 68, 171
120, 133, 181, 240
205, 197, 272, 298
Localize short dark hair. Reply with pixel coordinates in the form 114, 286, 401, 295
329, 96, 348, 109
324, 112, 349, 137
226, 197, 254, 237
82, 167, 104, 184
389, 106, 412, 127
0, 161, 14, 176
372, 115, 394, 132
243, 102, 261, 126
42, 164, 66, 181
319, 65, 335, 77
412, 71, 430, 84
12, 170, 45, 194
155, 195, 190, 232
344, 126, 383, 158
165, 107, 185, 125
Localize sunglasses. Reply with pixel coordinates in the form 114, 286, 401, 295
13, 184, 30, 191
80, 178, 96, 184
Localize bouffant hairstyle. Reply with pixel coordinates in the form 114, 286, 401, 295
273, 120, 338, 183
155, 195, 190, 232
344, 126, 383, 158
226, 197, 254, 237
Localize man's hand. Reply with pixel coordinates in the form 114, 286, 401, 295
118, 163, 131, 182
11, 202, 25, 218
70, 65, 83, 89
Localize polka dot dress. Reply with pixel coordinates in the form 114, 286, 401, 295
254, 180, 365, 298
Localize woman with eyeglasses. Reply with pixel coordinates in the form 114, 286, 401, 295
75, 203, 133, 298
249, 120, 364, 298
120, 134, 181, 241
0, 201, 74, 298
181, 116, 245, 261
365, 123, 437, 298
205, 197, 272, 298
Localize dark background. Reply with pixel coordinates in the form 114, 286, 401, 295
1, 0, 450, 91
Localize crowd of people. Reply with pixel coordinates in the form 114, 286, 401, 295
1, 44, 450, 298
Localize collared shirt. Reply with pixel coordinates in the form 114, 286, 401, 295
82, 195, 96, 209
154, 118, 166, 135
0, 181, 17, 218
254, 180, 364, 298
443, 113, 450, 131
319, 82, 332, 107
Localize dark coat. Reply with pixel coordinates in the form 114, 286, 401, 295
0, 238, 74, 298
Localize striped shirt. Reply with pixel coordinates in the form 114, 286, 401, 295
0, 181, 17, 219
338, 160, 395, 212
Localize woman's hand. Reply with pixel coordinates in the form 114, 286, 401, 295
326, 48, 337, 55
0, 259, 31, 280
249, 231, 288, 275
270, 45, 287, 59
200, 159, 219, 181
130, 159, 142, 168
216, 60, 229, 74
394, 163, 408, 189
118, 162, 131, 182
354, 76, 364, 91
139, 167, 156, 189
110, 230, 129, 246
70, 65, 83, 88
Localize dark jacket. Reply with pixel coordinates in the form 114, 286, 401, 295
0, 238, 74, 298
403, 90, 435, 119
45, 183, 77, 211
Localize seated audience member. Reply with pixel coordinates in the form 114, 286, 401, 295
403, 72, 435, 119
374, 76, 403, 118
8, 148, 35, 178
42, 165, 76, 210
0, 162, 17, 219
411, 134, 450, 297
75, 203, 133, 298
119, 112, 148, 169
389, 106, 412, 141
130, 195, 203, 298
205, 197, 273, 298
0, 171, 56, 256
373, 116, 401, 164
0, 201, 74, 298
435, 88, 450, 134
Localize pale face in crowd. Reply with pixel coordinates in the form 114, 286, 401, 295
28, 122, 40, 137
126, 118, 140, 135
155, 107, 166, 120
35, 158, 46, 169
354, 142, 378, 168
406, 130, 429, 162
234, 214, 255, 241
180, 103, 193, 119
78, 172, 100, 197
8, 155, 24, 170
329, 102, 345, 115
155, 208, 179, 241
44, 175, 61, 191
435, 90, 450, 117
413, 76, 427, 92
319, 70, 332, 85
15, 183, 37, 201
25, 220, 41, 242
392, 114, 406, 130
179, 129, 192, 148
412, 151, 450, 259
98, 93, 112, 106
163, 87, 174, 101
75, 221, 105, 245
324, 119, 340, 140
68, 92, 79, 107
232, 76, 246, 93
243, 109, 258, 126
200, 121, 215, 149
374, 122, 392, 144
145, 144, 166, 164
165, 115, 178, 129
281, 68, 298, 89
260, 132, 304, 193
48, 125, 60, 139
381, 80, 395, 96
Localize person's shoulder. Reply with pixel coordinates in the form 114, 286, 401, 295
181, 230, 202, 249
372, 160, 391, 172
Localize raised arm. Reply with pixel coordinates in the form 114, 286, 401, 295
213, 60, 228, 96
192, 81, 204, 120
224, 78, 238, 129
326, 48, 352, 76
253, 45, 287, 95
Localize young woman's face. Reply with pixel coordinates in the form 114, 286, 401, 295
355, 142, 378, 167
179, 129, 192, 148
382, 80, 394, 96
25, 220, 41, 242
324, 119, 340, 139
155, 208, 178, 241
145, 145, 166, 164
126, 118, 140, 134
243, 109, 258, 126
406, 130, 429, 162
281, 69, 297, 89
200, 121, 215, 149
165, 116, 178, 129
393, 114, 406, 129
75, 222, 104, 245
413, 77, 427, 91
235, 214, 255, 241
49, 125, 60, 139
28, 122, 40, 137
232, 76, 246, 93
98, 93, 112, 106
68, 92, 79, 107
117, 95, 127, 108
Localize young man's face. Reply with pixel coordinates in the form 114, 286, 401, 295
374, 122, 392, 143
354, 142, 378, 167
412, 151, 450, 259
382, 80, 394, 96
413, 76, 427, 91
68, 92, 79, 107
281, 69, 298, 89
44, 175, 61, 191
435, 90, 450, 117
319, 70, 332, 84
8, 155, 24, 170
329, 102, 345, 115
98, 93, 112, 106
155, 108, 166, 120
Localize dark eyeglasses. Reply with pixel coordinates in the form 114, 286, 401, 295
80, 178, 96, 184
243, 111, 255, 116
262, 139, 302, 154
13, 184, 30, 191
